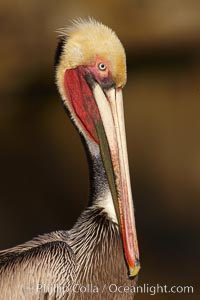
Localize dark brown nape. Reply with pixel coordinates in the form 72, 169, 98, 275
54, 37, 66, 68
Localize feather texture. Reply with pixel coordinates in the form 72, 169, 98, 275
0, 208, 137, 299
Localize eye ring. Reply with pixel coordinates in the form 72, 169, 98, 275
98, 62, 107, 71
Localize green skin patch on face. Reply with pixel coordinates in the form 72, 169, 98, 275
95, 121, 121, 228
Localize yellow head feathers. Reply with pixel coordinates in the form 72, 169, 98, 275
56, 18, 127, 87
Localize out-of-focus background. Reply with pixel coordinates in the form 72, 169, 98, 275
0, 1, 199, 299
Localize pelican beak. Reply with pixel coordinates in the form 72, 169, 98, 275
64, 67, 140, 277
91, 84, 140, 278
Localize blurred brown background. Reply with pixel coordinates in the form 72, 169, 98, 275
0, 1, 199, 299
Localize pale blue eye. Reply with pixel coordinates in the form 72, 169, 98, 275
98, 63, 106, 71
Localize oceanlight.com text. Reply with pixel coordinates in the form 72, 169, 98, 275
108, 283, 194, 295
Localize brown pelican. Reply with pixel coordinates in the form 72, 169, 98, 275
0, 18, 140, 299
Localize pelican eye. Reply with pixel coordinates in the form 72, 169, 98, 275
98, 63, 106, 71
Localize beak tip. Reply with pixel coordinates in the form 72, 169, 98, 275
128, 262, 141, 279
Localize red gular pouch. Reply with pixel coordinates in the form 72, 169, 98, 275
64, 66, 101, 144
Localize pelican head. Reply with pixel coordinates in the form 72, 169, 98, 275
55, 18, 140, 278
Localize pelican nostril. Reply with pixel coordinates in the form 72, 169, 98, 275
101, 77, 115, 89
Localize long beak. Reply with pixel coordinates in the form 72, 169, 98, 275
63, 67, 140, 277
92, 83, 140, 277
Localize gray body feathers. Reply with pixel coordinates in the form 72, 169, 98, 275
0, 208, 136, 299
